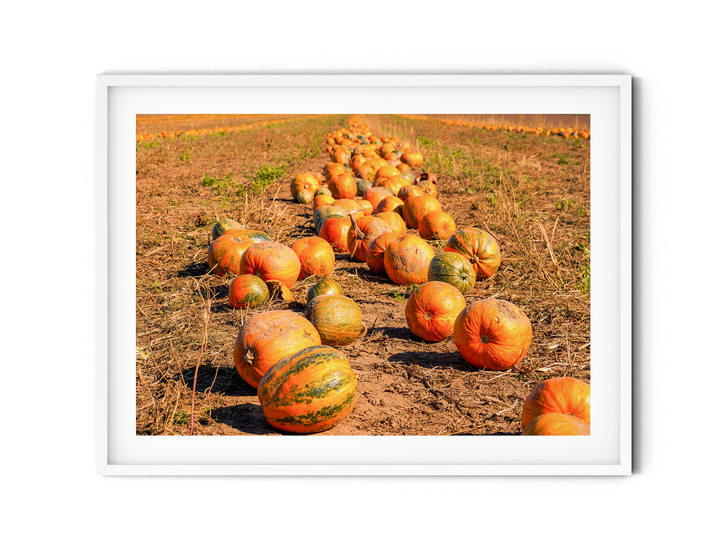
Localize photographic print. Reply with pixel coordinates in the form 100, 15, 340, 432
134, 112, 592, 438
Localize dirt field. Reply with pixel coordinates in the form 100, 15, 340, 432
135, 113, 590, 436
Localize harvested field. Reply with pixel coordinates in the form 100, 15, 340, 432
135, 113, 591, 436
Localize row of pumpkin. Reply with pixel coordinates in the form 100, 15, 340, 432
201, 116, 590, 435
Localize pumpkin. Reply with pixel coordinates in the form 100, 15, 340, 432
521, 377, 591, 429
257, 345, 357, 434
403, 194, 442, 229
207, 233, 254, 277
238, 241, 301, 288
383, 235, 436, 285
363, 186, 395, 212
318, 216, 352, 253
327, 172, 357, 199
414, 171, 438, 186
405, 281, 467, 341
233, 310, 322, 388
373, 174, 407, 196
397, 162, 411, 172
355, 199, 374, 216
453, 298, 532, 370
374, 211, 407, 236
397, 184, 424, 202
374, 165, 402, 182
312, 194, 336, 211
307, 278, 343, 302
332, 148, 350, 165
211, 217, 242, 240
355, 162, 374, 181
296, 189, 315, 204
290, 173, 320, 199
521, 413, 590, 436
401, 151, 423, 167
305, 294, 364, 347
427, 252, 476, 294
228, 274, 269, 309
333, 198, 363, 213
418, 211, 456, 240
266, 280, 294, 302
324, 162, 347, 182
445, 228, 501, 279
355, 178, 373, 196
415, 180, 438, 198
347, 213, 393, 262
314, 186, 332, 198
375, 195, 404, 216
366, 232, 400, 274
291, 236, 335, 280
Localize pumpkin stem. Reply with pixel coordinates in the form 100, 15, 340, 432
480, 334, 490, 344
349, 211, 366, 240
244, 349, 255, 365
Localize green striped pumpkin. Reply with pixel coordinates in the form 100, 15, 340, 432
257, 345, 358, 434
313, 204, 348, 230
427, 252, 476, 294
305, 294, 363, 347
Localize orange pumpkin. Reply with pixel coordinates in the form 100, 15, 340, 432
397, 162, 411, 172
445, 228, 501, 279
418, 211, 456, 240
233, 310, 321, 388
228, 274, 269, 309
324, 162, 347, 182
355, 162, 374, 181
405, 281, 467, 342
363, 186, 395, 212
290, 173, 320, 199
453, 298, 532, 370
401, 151, 423, 167
327, 172, 357, 199
521, 413, 590, 436
398, 184, 424, 202
238, 241, 301, 289
415, 180, 438, 198
374, 195, 404, 215
355, 199, 374, 216
319, 216, 352, 253
347, 214, 393, 262
374, 211, 407, 236
366, 232, 400, 274
374, 165, 402, 182
312, 194, 336, 211
521, 377, 591, 430
383, 235, 436, 285
414, 172, 438, 186
403, 194, 442, 229
291, 236, 335, 280
207, 233, 255, 277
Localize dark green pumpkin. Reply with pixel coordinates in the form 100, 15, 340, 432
212, 218, 242, 240
307, 278, 343, 302
427, 252, 476, 294
355, 179, 373, 196
313, 204, 348, 230
314, 186, 332, 198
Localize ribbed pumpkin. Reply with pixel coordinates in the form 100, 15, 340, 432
403, 194, 442, 229
445, 228, 501, 279
318, 216, 352, 253
238, 241, 301, 288
257, 345, 357, 434
427, 252, 476, 293
333, 198, 363, 213
307, 278, 343, 302
374, 164, 402, 181
312, 194, 336, 211
347, 213, 393, 262
211, 218, 242, 240
383, 235, 436, 285
366, 232, 400, 275
233, 310, 321, 388
324, 162, 347, 182
291, 236, 335, 280
401, 151, 423, 167
374, 211, 407, 236
373, 175, 406, 195
305, 294, 364, 347
405, 281, 467, 342
415, 180, 438, 198
228, 274, 269, 309
419, 211, 456, 241
207, 233, 254, 277
521, 377, 591, 430
521, 413, 590, 436
290, 173, 320, 199
453, 298, 532, 370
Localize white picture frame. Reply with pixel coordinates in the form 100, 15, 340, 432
97, 74, 632, 476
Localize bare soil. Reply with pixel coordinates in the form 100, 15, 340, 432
135, 114, 590, 436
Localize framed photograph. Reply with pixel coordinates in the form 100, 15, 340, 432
97, 74, 631, 475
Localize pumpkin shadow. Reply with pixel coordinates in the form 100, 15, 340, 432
175, 365, 258, 397
387, 350, 472, 370
211, 403, 282, 435
179, 261, 209, 277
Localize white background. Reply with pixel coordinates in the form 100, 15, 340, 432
68, 35, 690, 507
